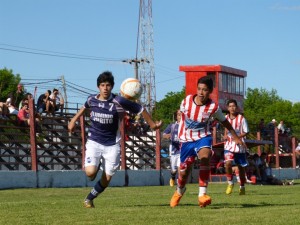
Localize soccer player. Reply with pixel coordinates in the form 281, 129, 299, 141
223, 99, 249, 195
163, 109, 181, 187
170, 76, 245, 208
68, 71, 162, 208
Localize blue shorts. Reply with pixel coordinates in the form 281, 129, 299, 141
224, 150, 248, 167
180, 136, 212, 163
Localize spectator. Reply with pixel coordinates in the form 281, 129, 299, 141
245, 154, 256, 180
277, 120, 285, 135
49, 88, 64, 114
266, 119, 277, 141
17, 102, 30, 126
295, 143, 300, 168
264, 165, 294, 185
0, 101, 9, 119
14, 83, 25, 108
18, 93, 33, 110
17, 102, 42, 134
259, 152, 268, 181
36, 90, 53, 115
215, 159, 225, 174
257, 118, 267, 139
6, 98, 18, 115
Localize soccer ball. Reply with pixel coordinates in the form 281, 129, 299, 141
120, 78, 143, 100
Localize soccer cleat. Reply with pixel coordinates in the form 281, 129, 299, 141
239, 187, 245, 195
169, 178, 175, 187
170, 187, 186, 208
198, 194, 212, 208
83, 199, 95, 208
226, 184, 234, 195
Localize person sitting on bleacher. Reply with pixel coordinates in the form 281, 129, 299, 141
6, 98, 18, 115
17, 102, 30, 126
0, 101, 10, 120
37, 90, 54, 115
49, 88, 64, 114
18, 102, 41, 126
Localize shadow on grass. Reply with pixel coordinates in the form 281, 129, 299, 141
120, 201, 296, 209
209, 202, 295, 209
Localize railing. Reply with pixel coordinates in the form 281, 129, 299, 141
0, 98, 161, 171
0, 99, 298, 171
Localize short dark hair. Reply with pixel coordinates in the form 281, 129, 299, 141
197, 76, 213, 92
173, 109, 180, 119
47, 90, 51, 95
226, 99, 237, 106
53, 88, 58, 92
97, 71, 115, 88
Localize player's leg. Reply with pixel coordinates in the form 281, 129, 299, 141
170, 143, 195, 207
169, 155, 176, 187
224, 150, 234, 194
83, 140, 102, 208
85, 143, 120, 208
235, 153, 248, 195
170, 157, 194, 207
197, 146, 212, 207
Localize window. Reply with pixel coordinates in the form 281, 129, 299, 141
219, 72, 245, 96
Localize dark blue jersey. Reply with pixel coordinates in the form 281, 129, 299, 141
84, 94, 143, 146
163, 122, 180, 155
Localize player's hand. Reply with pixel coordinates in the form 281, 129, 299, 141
234, 137, 246, 148
152, 120, 162, 130
68, 121, 76, 133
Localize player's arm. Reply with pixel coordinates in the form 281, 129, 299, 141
162, 125, 171, 139
163, 133, 171, 139
141, 109, 162, 130
214, 108, 245, 147
68, 107, 86, 132
223, 127, 228, 141
221, 119, 245, 146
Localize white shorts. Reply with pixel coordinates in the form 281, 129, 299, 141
85, 139, 120, 176
170, 154, 180, 172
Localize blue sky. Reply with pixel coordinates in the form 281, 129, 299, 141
1, 0, 300, 106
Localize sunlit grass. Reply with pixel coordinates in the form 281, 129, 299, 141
0, 180, 299, 225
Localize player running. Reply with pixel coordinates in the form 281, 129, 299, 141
223, 99, 249, 195
170, 76, 245, 208
68, 71, 162, 208
163, 109, 181, 187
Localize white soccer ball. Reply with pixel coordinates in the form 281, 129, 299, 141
120, 78, 143, 100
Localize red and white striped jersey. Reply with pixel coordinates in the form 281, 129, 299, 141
224, 114, 249, 153
178, 95, 226, 143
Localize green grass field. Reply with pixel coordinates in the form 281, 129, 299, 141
0, 180, 299, 225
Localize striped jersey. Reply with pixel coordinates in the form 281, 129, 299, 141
84, 93, 143, 146
224, 114, 249, 153
178, 95, 226, 142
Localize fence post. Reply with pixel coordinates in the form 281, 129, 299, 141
257, 131, 261, 155
29, 98, 38, 171
292, 137, 296, 168
274, 127, 279, 168
120, 118, 126, 170
155, 129, 161, 170
80, 115, 86, 170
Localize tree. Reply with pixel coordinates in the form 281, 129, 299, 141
0, 68, 22, 102
152, 87, 185, 130
244, 87, 300, 138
